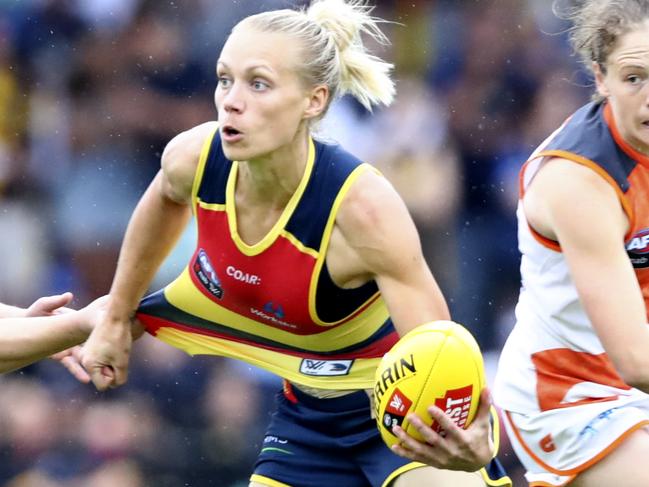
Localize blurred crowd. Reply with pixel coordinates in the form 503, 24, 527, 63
0, 0, 590, 485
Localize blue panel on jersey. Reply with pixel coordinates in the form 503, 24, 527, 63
545, 102, 636, 192
286, 140, 363, 251
316, 262, 378, 322
197, 131, 231, 204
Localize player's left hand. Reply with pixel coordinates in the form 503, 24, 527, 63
51, 346, 90, 383
391, 388, 494, 472
25, 292, 74, 317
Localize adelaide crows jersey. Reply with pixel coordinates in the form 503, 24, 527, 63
137, 128, 400, 389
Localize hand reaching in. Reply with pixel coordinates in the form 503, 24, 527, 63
25, 292, 74, 318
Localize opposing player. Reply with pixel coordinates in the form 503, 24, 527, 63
494, 1, 649, 485
0, 293, 105, 379
81, 1, 510, 485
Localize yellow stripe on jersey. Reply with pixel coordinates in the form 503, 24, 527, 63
308, 163, 382, 326
249, 474, 292, 487
280, 229, 318, 259
196, 199, 226, 212
155, 325, 384, 389
163, 268, 390, 350
225, 138, 316, 257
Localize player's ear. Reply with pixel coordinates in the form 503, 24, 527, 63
593, 62, 610, 99
303, 84, 329, 120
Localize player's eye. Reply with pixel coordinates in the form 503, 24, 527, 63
252, 79, 270, 91
218, 76, 232, 89
625, 74, 643, 85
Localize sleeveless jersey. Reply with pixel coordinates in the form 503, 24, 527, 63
136, 129, 399, 389
494, 101, 649, 414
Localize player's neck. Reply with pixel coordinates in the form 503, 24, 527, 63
237, 133, 310, 208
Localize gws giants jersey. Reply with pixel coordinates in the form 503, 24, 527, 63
495, 101, 649, 414
137, 129, 399, 389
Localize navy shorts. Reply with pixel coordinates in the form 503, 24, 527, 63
251, 383, 511, 487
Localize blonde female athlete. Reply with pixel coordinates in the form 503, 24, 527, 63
82, 1, 510, 486
494, 1, 649, 485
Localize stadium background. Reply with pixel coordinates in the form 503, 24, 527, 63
0, 0, 589, 485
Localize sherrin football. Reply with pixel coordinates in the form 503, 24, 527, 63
374, 320, 485, 448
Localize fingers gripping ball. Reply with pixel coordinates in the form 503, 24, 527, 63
374, 321, 486, 448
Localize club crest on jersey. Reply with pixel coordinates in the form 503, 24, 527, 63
299, 359, 354, 376
626, 228, 649, 268
193, 249, 224, 299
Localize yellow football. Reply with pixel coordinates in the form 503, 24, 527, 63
374, 320, 485, 448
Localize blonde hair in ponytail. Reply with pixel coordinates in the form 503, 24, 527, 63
237, 0, 395, 118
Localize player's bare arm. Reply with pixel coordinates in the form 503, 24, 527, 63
0, 313, 88, 373
0, 295, 107, 374
1, 293, 77, 319
331, 170, 493, 471
329, 169, 450, 335
525, 158, 649, 392
81, 121, 217, 391
0, 294, 89, 380
0, 303, 27, 318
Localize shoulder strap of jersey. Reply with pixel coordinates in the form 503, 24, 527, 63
286, 140, 371, 252
520, 102, 638, 246
536, 102, 636, 193
191, 128, 232, 209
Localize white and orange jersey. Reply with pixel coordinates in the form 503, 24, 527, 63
494, 101, 649, 485
495, 100, 649, 415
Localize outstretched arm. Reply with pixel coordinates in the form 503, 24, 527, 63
81, 122, 217, 391
0, 303, 28, 319
0, 292, 76, 319
0, 294, 107, 374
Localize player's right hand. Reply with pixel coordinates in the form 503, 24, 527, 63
81, 314, 133, 391
392, 388, 494, 471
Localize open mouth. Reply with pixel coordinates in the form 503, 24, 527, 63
222, 125, 242, 137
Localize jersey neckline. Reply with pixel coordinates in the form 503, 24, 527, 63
225, 137, 316, 256
603, 103, 649, 168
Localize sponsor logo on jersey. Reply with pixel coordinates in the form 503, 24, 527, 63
263, 435, 288, 445
626, 228, 649, 268
433, 385, 473, 434
261, 435, 293, 455
250, 301, 296, 329
299, 359, 354, 376
226, 265, 261, 285
263, 301, 284, 319
382, 388, 413, 436
578, 407, 618, 440
193, 249, 223, 299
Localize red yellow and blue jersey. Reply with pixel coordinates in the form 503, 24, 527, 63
136, 128, 400, 389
